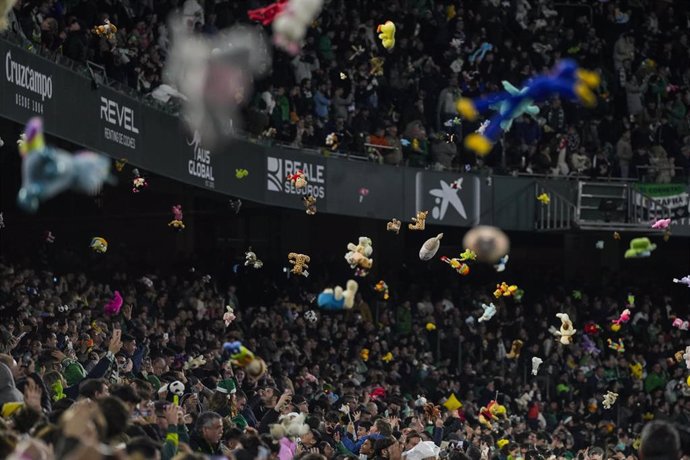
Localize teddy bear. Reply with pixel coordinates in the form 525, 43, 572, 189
270, 412, 310, 440
387, 218, 401, 234
245, 248, 263, 269
506, 339, 524, 359
287, 169, 308, 189
93, 19, 118, 41
345, 237, 373, 277
602, 391, 618, 409
555, 313, 576, 345
303, 194, 317, 215
408, 211, 428, 230
288, 252, 310, 277
183, 355, 207, 370
317, 279, 359, 310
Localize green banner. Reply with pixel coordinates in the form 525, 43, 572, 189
635, 183, 685, 197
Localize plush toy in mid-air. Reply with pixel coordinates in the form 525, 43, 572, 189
93, 19, 118, 40
624, 237, 656, 258
183, 355, 207, 371
223, 341, 267, 380
478, 400, 507, 430
459, 249, 477, 262
168, 205, 185, 231
317, 280, 358, 310
506, 340, 524, 359
132, 169, 148, 193
104, 291, 123, 316
478, 303, 496, 322
288, 252, 310, 277
270, 412, 311, 440
581, 335, 601, 356
386, 218, 401, 234
440, 256, 470, 276
537, 193, 550, 205
287, 169, 308, 189
463, 225, 510, 264
223, 305, 236, 326
90, 237, 108, 253
245, 248, 263, 269
554, 313, 576, 345
456, 60, 600, 155
17, 118, 112, 213
602, 391, 618, 409
608, 338, 625, 353
531, 357, 543, 376
672, 276, 690, 288
270, 0, 324, 55
494, 254, 509, 272
377, 21, 396, 49
651, 218, 671, 229
419, 234, 443, 261
345, 237, 373, 277
494, 282, 518, 298
374, 280, 389, 300
672, 318, 689, 330
612, 309, 631, 326
303, 194, 317, 215
408, 211, 428, 230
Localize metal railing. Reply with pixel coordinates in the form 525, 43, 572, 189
628, 188, 674, 225
535, 182, 576, 231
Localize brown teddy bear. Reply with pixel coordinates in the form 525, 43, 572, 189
408, 211, 428, 230
303, 195, 317, 215
506, 339, 524, 359
386, 218, 401, 234
288, 252, 310, 277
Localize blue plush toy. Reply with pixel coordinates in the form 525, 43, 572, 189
317, 280, 359, 310
457, 59, 600, 155
17, 117, 112, 213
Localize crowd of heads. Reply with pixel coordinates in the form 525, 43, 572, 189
6, 0, 690, 178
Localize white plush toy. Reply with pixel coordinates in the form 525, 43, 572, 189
531, 357, 543, 376
602, 391, 618, 409
477, 303, 497, 323
272, 0, 323, 55
554, 313, 576, 345
317, 280, 359, 310
345, 237, 373, 277
270, 412, 310, 440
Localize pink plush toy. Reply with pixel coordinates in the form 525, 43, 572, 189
651, 218, 671, 229
612, 309, 631, 326
104, 291, 123, 316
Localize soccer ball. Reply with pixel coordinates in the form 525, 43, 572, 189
168, 380, 185, 396
304, 310, 318, 323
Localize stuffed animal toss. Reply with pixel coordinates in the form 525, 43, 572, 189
93, 19, 118, 40
132, 169, 148, 193
270, 412, 310, 440
651, 218, 671, 229
374, 281, 389, 300
613, 309, 631, 326
602, 391, 618, 409
440, 256, 470, 276
223, 305, 236, 326
183, 355, 207, 371
17, 118, 112, 213
459, 249, 477, 261
457, 60, 599, 155
494, 282, 518, 298
506, 340, 523, 359
287, 169, 308, 189
270, 0, 324, 55
377, 21, 396, 49
537, 193, 550, 205
168, 205, 185, 231
478, 400, 507, 430
245, 248, 263, 269
223, 341, 267, 380
103, 291, 123, 316
345, 237, 373, 277
555, 313, 576, 345
303, 194, 317, 215
672, 318, 689, 331
478, 303, 496, 322
608, 338, 625, 353
408, 211, 428, 230
317, 280, 358, 310
672, 276, 690, 288
387, 219, 401, 234
288, 252, 310, 277
90, 237, 108, 253
419, 234, 443, 261
624, 237, 656, 258
531, 357, 543, 376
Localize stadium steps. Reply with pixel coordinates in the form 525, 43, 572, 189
534, 182, 576, 231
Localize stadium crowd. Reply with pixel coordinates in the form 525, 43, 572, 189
0, 252, 689, 460
4, 0, 690, 179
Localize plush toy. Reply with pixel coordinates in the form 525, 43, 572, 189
270, 412, 310, 440
303, 194, 317, 215
478, 400, 507, 430
317, 280, 358, 310
423, 403, 441, 421
531, 357, 543, 376
494, 282, 518, 298
408, 211, 428, 230
247, 0, 288, 24
374, 280, 389, 300
494, 254, 509, 272
377, 21, 396, 49
672, 318, 689, 330
287, 169, 308, 189
288, 252, 310, 277
672, 276, 690, 288
506, 340, 524, 359
459, 249, 477, 262
114, 158, 127, 172
612, 309, 631, 326
386, 218, 401, 234
345, 237, 373, 277
419, 234, 443, 261
220, 305, 236, 327
183, 355, 207, 370
683, 346, 690, 370
381, 352, 393, 363
223, 341, 267, 380
607, 338, 625, 353
584, 322, 601, 335
229, 199, 242, 214
44, 231, 55, 243
93, 19, 118, 40
613, 232, 621, 240
554, 313, 576, 345
325, 133, 339, 151
90, 237, 108, 253
369, 56, 385, 76
17, 118, 112, 213
360, 348, 369, 362
245, 248, 263, 269
304, 310, 318, 323
271, 0, 324, 55
478, 303, 496, 323
168, 205, 185, 231
537, 193, 550, 205
624, 237, 656, 258
629, 362, 643, 380
426, 322, 436, 331
235, 169, 249, 179
602, 391, 618, 409
132, 169, 148, 193
457, 60, 599, 155
440, 256, 470, 276
666, 350, 685, 368
581, 335, 601, 356
651, 218, 671, 229
104, 291, 123, 316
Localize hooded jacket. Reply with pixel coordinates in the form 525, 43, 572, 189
0, 362, 23, 409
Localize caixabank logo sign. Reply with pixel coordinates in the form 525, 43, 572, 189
5, 50, 53, 115
266, 156, 326, 199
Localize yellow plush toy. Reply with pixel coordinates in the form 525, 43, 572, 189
478, 400, 507, 430
376, 21, 396, 49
